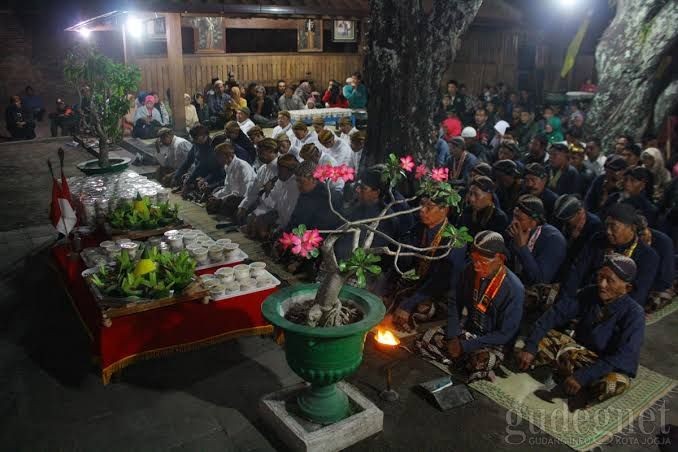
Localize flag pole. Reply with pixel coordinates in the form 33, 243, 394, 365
48, 158, 72, 250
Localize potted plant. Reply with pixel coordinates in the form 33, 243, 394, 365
261, 154, 471, 424
64, 45, 141, 173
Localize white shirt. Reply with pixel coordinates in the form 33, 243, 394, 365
290, 130, 320, 158
238, 118, 256, 135
339, 127, 358, 144
322, 138, 353, 167
255, 175, 300, 227
587, 154, 607, 176
272, 123, 295, 141
239, 158, 279, 210
213, 156, 256, 200
156, 136, 193, 169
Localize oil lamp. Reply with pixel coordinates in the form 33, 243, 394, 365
373, 329, 401, 401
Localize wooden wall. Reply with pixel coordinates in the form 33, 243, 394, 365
133, 53, 362, 96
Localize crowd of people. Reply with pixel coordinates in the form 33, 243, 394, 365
152, 75, 678, 409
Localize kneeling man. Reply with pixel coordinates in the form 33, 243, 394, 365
517, 254, 644, 408
417, 231, 524, 382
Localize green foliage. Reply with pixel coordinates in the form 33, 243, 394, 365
91, 248, 196, 299
338, 248, 382, 288
109, 193, 179, 230
441, 224, 473, 248
382, 153, 408, 188
64, 44, 141, 148
416, 179, 462, 208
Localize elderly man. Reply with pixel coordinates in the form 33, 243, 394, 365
563, 203, 659, 307
462, 126, 490, 163
154, 127, 193, 186
552, 194, 602, 281
290, 121, 320, 158
236, 138, 279, 224
458, 176, 509, 236
236, 106, 256, 135
318, 129, 352, 167
278, 86, 305, 111
584, 155, 627, 216
207, 140, 256, 217
207, 80, 233, 129
248, 85, 277, 127
276, 132, 292, 156
448, 137, 479, 185
417, 231, 524, 382
507, 195, 566, 311
523, 163, 558, 221
272, 110, 295, 141
547, 143, 581, 195
224, 120, 256, 164
172, 124, 215, 188
517, 254, 644, 409
636, 215, 676, 313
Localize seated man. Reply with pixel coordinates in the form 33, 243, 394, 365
318, 129, 353, 167
133, 95, 163, 139
236, 106, 256, 135
348, 130, 366, 173
247, 125, 266, 158
547, 143, 581, 195
311, 116, 333, 136
154, 127, 193, 186
207, 140, 256, 218
457, 176, 509, 237
584, 155, 627, 216
416, 231, 524, 382
390, 195, 467, 331
492, 159, 523, 216
246, 154, 300, 240
507, 194, 566, 311
552, 194, 602, 281
48, 98, 77, 137
517, 254, 644, 409
276, 132, 292, 155
299, 143, 344, 192
22, 86, 45, 121
207, 80, 233, 129
636, 215, 676, 313
338, 116, 358, 144
224, 120, 256, 164
172, 125, 223, 201
563, 203, 659, 307
523, 163, 558, 221
278, 86, 305, 112
5, 96, 36, 140
248, 85, 277, 127
290, 121, 320, 158
447, 137, 479, 186
568, 142, 595, 196
603, 166, 658, 227
272, 110, 295, 141
236, 138, 279, 224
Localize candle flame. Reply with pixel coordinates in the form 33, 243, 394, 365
375, 329, 400, 346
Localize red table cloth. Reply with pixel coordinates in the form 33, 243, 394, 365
52, 245, 276, 384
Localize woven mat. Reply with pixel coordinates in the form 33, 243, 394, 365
646, 299, 678, 326
425, 359, 676, 451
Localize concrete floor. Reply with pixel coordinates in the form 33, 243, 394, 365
0, 138, 677, 451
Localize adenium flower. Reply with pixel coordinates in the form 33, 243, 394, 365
313, 164, 355, 183
302, 229, 323, 248
279, 228, 323, 258
290, 235, 306, 256
279, 232, 296, 250
430, 167, 449, 182
400, 155, 415, 172
415, 164, 429, 180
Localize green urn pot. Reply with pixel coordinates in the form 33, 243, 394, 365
262, 283, 385, 425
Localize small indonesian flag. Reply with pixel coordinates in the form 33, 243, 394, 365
50, 170, 77, 236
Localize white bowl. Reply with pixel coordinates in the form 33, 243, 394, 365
215, 266, 234, 277
209, 284, 225, 299
216, 238, 232, 246
223, 242, 240, 255
119, 241, 139, 259
249, 261, 266, 277
208, 245, 224, 260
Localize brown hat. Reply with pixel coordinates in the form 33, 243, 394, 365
318, 130, 335, 144
214, 140, 234, 155
338, 116, 352, 126
350, 130, 366, 142
275, 132, 291, 143
292, 121, 308, 131
277, 153, 299, 170
299, 143, 320, 161
258, 138, 278, 151
247, 126, 264, 138
278, 110, 291, 119
312, 116, 325, 126
224, 120, 240, 133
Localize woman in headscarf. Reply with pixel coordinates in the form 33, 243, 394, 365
543, 116, 564, 144
184, 93, 199, 131
641, 147, 671, 203
294, 81, 312, 104
230, 86, 248, 108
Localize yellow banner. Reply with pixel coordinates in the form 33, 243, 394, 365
560, 15, 591, 79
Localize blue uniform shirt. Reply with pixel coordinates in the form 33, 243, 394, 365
648, 228, 675, 291
508, 223, 567, 285
524, 286, 645, 386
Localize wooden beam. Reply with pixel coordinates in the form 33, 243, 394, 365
165, 13, 186, 135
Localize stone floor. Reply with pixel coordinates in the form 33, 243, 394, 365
0, 138, 677, 451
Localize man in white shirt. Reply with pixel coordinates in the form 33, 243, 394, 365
272, 110, 295, 141
290, 121, 320, 158
299, 143, 344, 192
311, 116, 335, 136
236, 106, 255, 135
246, 154, 300, 240
276, 132, 292, 155
154, 127, 193, 186
348, 130, 366, 173
236, 138, 279, 224
207, 141, 256, 217
318, 129, 352, 167
338, 116, 358, 144
585, 138, 607, 176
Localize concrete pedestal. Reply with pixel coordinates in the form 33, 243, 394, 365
259, 381, 383, 452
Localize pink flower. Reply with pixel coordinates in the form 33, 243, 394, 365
302, 229, 323, 248
430, 167, 449, 182
290, 235, 306, 256
415, 164, 429, 180
279, 232, 296, 250
314, 164, 355, 183
313, 165, 333, 181
337, 165, 355, 182
399, 155, 415, 172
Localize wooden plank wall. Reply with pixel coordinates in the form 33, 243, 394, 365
134, 53, 362, 96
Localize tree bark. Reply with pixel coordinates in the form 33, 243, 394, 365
365, 0, 483, 165
585, 0, 678, 150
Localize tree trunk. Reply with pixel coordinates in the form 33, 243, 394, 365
585, 0, 678, 150
98, 137, 110, 168
314, 235, 344, 309
365, 0, 483, 165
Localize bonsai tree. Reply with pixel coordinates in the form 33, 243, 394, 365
64, 45, 141, 167
279, 154, 472, 327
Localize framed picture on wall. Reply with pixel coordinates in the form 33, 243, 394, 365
298, 19, 323, 52
332, 20, 356, 42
